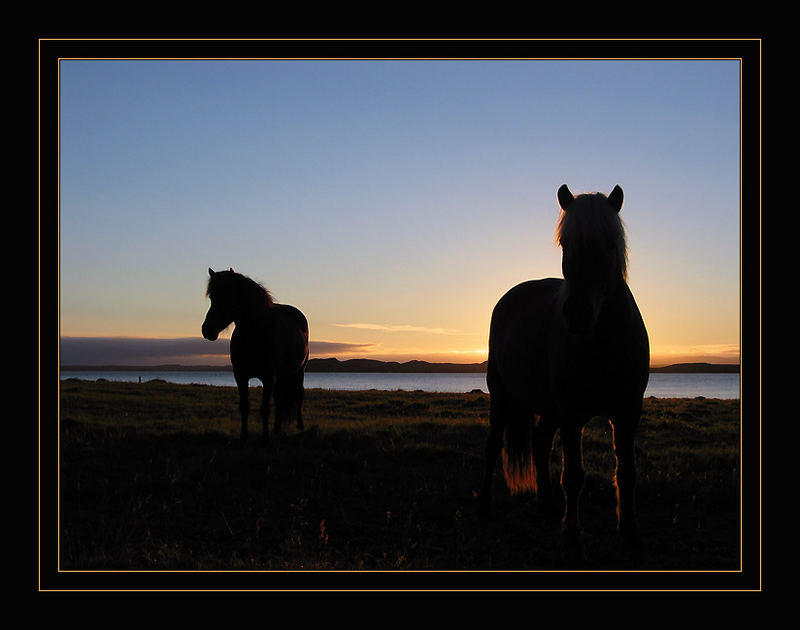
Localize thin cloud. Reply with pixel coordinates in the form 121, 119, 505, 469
309, 341, 377, 356
654, 343, 740, 359
60, 337, 228, 365
334, 323, 468, 336
59, 336, 377, 366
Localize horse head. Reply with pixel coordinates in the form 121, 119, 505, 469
202, 267, 237, 341
556, 184, 627, 334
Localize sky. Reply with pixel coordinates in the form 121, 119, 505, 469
58, 59, 741, 367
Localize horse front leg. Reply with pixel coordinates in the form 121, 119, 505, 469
611, 414, 639, 544
559, 422, 585, 544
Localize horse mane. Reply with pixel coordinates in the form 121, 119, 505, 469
554, 191, 629, 280
207, 270, 275, 308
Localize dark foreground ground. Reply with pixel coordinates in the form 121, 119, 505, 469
56, 379, 742, 579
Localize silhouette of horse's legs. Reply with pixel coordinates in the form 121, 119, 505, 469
234, 372, 250, 442
478, 387, 508, 515
559, 422, 585, 542
611, 414, 639, 543
532, 415, 558, 513
277, 373, 305, 431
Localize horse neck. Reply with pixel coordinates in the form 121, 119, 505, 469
232, 295, 274, 329
559, 270, 630, 332
597, 274, 634, 323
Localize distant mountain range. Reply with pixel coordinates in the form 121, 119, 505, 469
306, 358, 488, 373
649, 362, 739, 373
61, 359, 739, 374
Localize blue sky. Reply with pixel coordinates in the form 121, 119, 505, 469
59, 59, 741, 366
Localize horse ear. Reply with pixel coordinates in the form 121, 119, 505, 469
229, 267, 235, 273
608, 185, 624, 212
558, 184, 574, 210
208, 268, 215, 277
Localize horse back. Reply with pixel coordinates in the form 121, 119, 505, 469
230, 303, 309, 379
488, 278, 562, 412
273, 303, 310, 373
488, 278, 648, 416
274, 304, 309, 339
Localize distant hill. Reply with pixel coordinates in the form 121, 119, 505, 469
650, 362, 739, 373
62, 360, 739, 374
305, 358, 488, 373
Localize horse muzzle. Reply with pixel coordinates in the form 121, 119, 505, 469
202, 322, 219, 341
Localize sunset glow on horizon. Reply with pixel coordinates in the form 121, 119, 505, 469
59, 332, 740, 369
59, 58, 740, 370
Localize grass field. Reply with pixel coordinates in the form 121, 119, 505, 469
57, 378, 741, 572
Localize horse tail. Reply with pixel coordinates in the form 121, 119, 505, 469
486, 355, 537, 496
274, 369, 305, 425
501, 408, 538, 495
273, 375, 294, 424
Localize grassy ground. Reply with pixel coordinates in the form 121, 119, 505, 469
58, 379, 741, 572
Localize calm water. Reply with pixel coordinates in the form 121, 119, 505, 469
59, 370, 740, 399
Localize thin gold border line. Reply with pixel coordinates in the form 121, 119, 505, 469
742, 46, 747, 580
39, 37, 763, 42
55, 57, 741, 62
36, 591, 765, 594
54, 572, 741, 577
48, 43, 757, 590
38, 36, 43, 593
50, 54, 748, 581
758, 38, 763, 590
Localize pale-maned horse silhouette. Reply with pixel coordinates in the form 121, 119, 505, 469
202, 268, 309, 444
478, 185, 649, 546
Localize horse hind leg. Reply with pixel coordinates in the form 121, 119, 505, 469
294, 374, 305, 430
278, 373, 305, 431
559, 422, 586, 544
260, 377, 274, 444
273, 375, 299, 435
611, 415, 639, 544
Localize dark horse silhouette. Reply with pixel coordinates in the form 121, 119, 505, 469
478, 185, 649, 545
202, 268, 309, 444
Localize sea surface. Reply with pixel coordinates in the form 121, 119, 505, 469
59, 370, 741, 399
